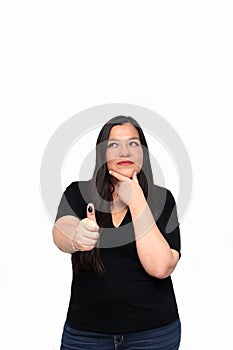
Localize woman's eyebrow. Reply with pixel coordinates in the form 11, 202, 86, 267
108, 137, 140, 141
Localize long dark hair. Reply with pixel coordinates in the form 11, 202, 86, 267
72, 116, 154, 278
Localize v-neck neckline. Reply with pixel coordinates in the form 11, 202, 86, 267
111, 208, 129, 228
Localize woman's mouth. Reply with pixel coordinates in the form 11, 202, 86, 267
117, 161, 134, 166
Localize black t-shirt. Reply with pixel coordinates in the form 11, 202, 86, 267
55, 181, 181, 334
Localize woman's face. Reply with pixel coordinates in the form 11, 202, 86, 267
106, 123, 143, 179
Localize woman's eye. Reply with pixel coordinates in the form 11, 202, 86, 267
107, 142, 118, 148
129, 141, 140, 147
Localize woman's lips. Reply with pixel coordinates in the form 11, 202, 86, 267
117, 161, 134, 166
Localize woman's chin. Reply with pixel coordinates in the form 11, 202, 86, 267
117, 168, 135, 179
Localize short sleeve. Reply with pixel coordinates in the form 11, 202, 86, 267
55, 181, 89, 222
155, 189, 181, 258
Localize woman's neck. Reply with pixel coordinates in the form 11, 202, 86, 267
111, 190, 127, 213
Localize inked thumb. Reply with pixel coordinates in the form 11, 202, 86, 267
87, 203, 97, 222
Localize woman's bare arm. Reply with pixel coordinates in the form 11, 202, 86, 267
52, 215, 80, 253
109, 170, 180, 279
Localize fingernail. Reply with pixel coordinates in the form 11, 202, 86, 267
88, 205, 93, 213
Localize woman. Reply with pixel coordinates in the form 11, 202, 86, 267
53, 116, 181, 350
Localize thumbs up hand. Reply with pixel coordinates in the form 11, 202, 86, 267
74, 203, 100, 251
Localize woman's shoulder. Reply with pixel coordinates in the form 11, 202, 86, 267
152, 184, 174, 199
150, 184, 176, 209
63, 180, 92, 203
65, 180, 91, 192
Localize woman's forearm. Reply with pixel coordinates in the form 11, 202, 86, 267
52, 215, 80, 253
129, 198, 178, 278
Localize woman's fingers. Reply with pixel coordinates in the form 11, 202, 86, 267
132, 171, 139, 183
79, 234, 99, 246
109, 170, 130, 181
81, 224, 99, 239
109, 170, 138, 183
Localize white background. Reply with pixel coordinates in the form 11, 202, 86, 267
1, 1, 233, 349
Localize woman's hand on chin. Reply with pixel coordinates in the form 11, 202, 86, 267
109, 170, 145, 208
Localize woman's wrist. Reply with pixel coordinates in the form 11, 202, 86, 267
71, 232, 81, 252
129, 194, 147, 216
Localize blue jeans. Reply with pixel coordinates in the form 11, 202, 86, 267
60, 318, 181, 350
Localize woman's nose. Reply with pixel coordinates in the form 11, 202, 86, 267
119, 143, 131, 157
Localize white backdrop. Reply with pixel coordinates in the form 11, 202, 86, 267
1, 1, 233, 349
